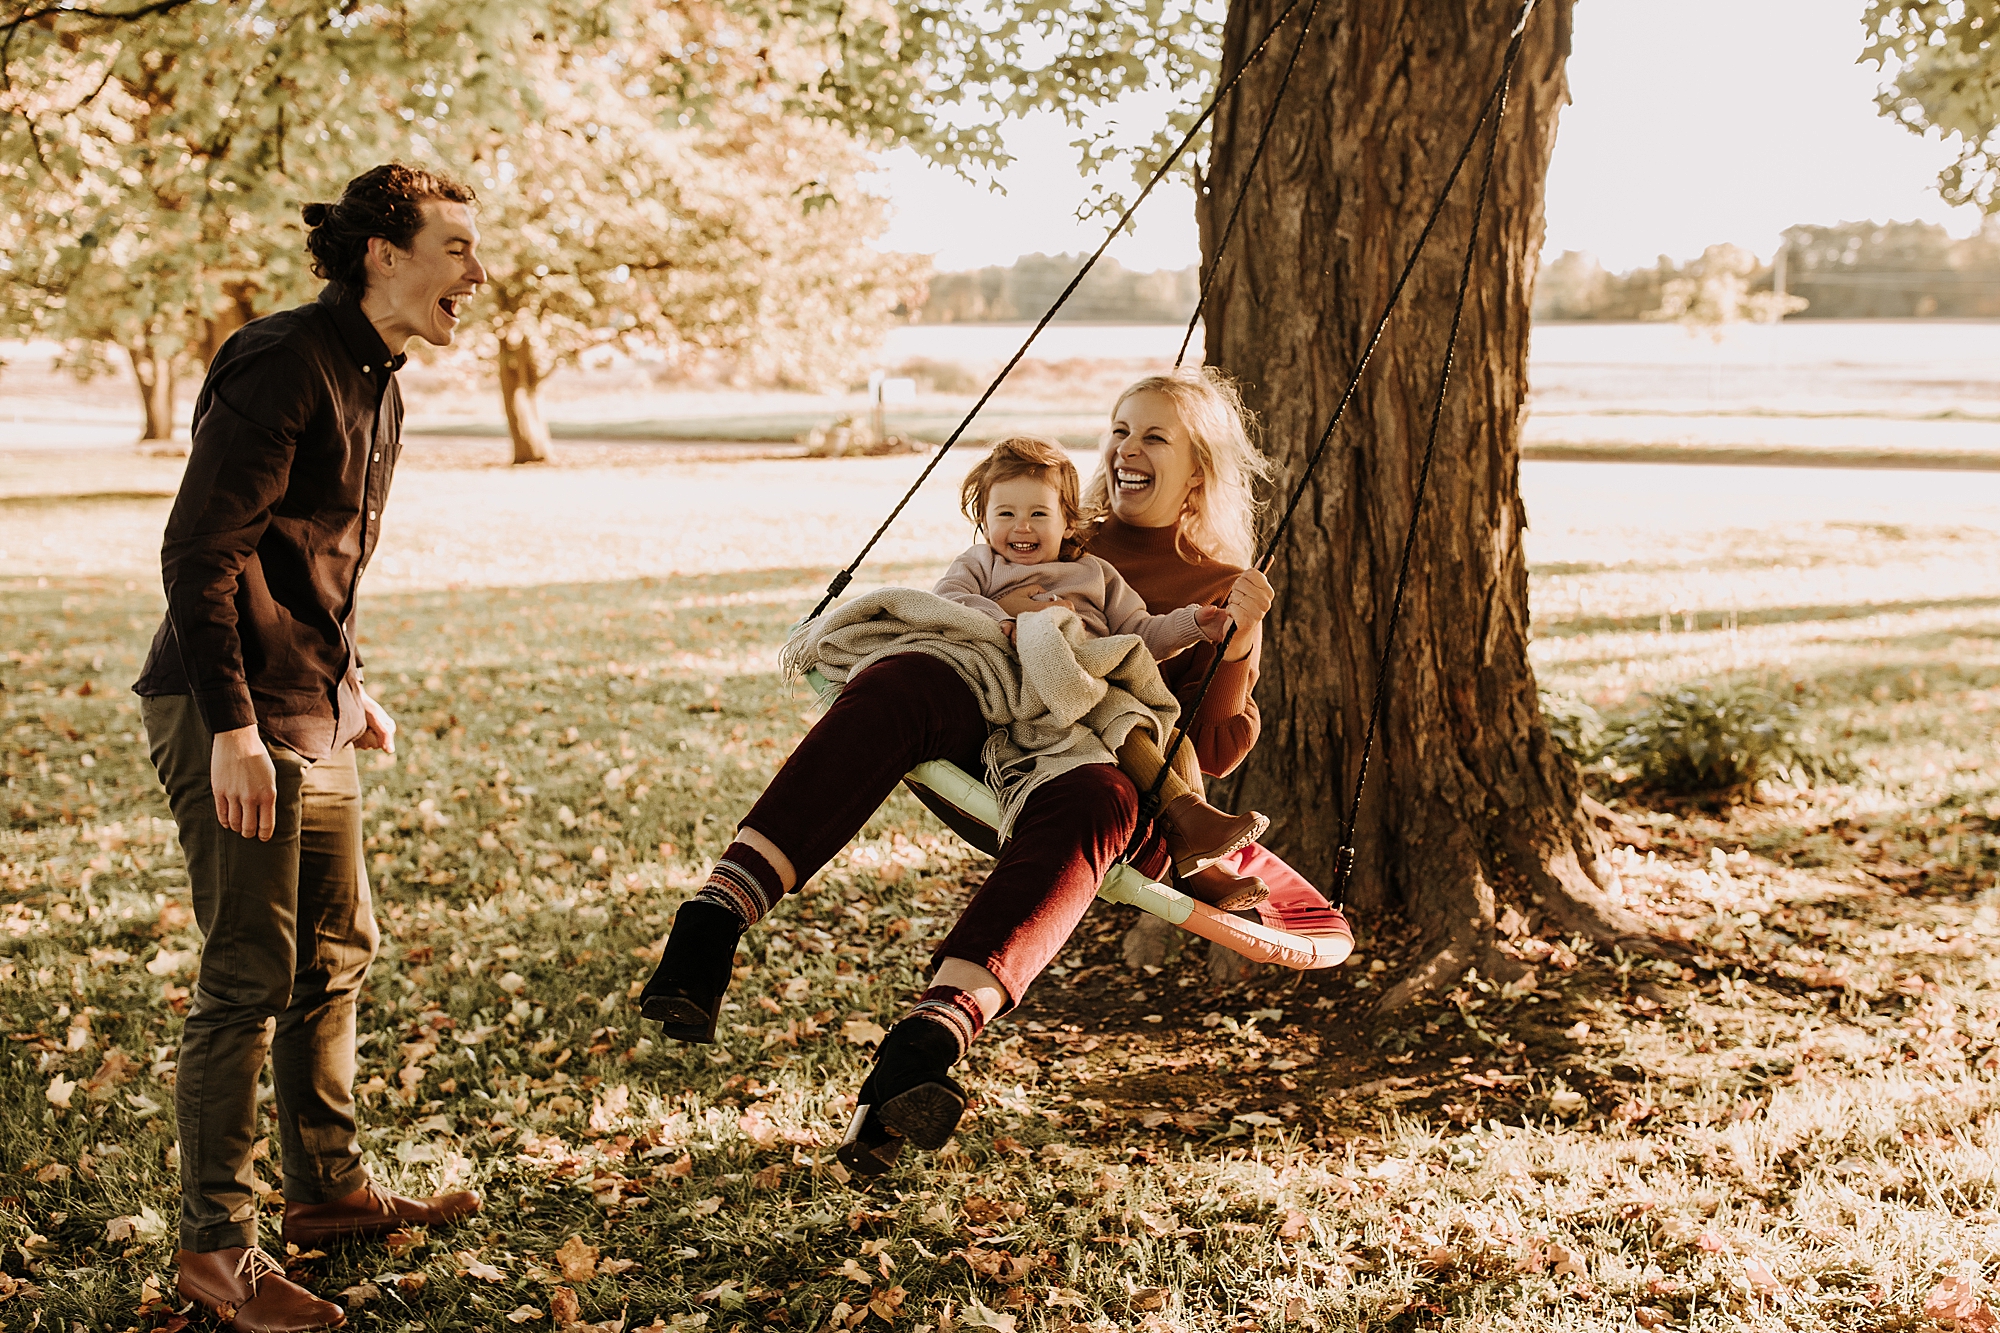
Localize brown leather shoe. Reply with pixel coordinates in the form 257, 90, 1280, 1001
1179, 862, 1271, 911
281, 1182, 481, 1247
1161, 794, 1269, 877
176, 1247, 344, 1332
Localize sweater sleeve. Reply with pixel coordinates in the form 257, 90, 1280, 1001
1165, 634, 1262, 777
932, 548, 1011, 623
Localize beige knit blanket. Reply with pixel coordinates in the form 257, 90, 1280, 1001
780, 588, 1182, 842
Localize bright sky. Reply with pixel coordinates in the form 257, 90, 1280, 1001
872, 0, 1985, 275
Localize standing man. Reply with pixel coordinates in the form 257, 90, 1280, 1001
134, 163, 487, 1331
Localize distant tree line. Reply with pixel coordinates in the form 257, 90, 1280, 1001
918, 253, 1200, 323
1535, 219, 2000, 322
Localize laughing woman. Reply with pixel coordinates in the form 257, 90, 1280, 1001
639, 367, 1275, 1175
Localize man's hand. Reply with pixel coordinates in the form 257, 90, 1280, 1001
995, 584, 1075, 618
1221, 569, 1275, 661
211, 726, 278, 841
356, 686, 397, 754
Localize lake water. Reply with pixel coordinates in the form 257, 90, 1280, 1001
884, 319, 2000, 390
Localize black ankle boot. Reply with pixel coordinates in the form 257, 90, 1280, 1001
836, 1019, 967, 1177
639, 900, 744, 1042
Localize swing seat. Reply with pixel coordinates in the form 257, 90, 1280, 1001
805, 660, 1351, 971
899, 759, 1351, 971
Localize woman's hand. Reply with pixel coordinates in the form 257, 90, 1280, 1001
1221, 568, 1274, 660
1195, 604, 1230, 641
1002, 620, 1016, 642
994, 584, 1074, 618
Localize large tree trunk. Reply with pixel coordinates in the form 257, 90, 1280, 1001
128, 341, 176, 444
498, 336, 553, 465
1204, 0, 1662, 1009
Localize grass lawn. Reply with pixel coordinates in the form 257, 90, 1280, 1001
3, 444, 2000, 1332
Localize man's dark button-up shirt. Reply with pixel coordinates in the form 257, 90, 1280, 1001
133, 287, 405, 761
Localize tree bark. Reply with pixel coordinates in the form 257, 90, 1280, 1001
1204, 0, 1663, 1008
498, 336, 553, 465
128, 341, 176, 444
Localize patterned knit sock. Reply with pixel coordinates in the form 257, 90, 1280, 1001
906, 985, 988, 1061
692, 842, 787, 927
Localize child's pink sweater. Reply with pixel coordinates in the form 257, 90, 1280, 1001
933, 543, 1209, 661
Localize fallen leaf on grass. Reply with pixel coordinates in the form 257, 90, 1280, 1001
1634, 1308, 1670, 1330
82, 1047, 138, 1099
690, 1195, 724, 1217
46, 1073, 76, 1108
1278, 1209, 1310, 1240
457, 1250, 505, 1283
1925, 1276, 1999, 1331
1129, 1288, 1170, 1313
556, 1235, 599, 1282
105, 1206, 167, 1244
1549, 1243, 1588, 1281
338, 1283, 381, 1308
961, 1297, 1018, 1333
551, 1286, 582, 1325
842, 1018, 887, 1047
1743, 1256, 1787, 1300
505, 1307, 541, 1325
33, 1163, 69, 1183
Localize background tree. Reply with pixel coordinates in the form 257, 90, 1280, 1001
1645, 242, 1806, 338
0, 0, 931, 454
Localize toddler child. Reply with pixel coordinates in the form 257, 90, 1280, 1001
935, 435, 1269, 878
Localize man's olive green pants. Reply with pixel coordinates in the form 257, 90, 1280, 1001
143, 695, 378, 1252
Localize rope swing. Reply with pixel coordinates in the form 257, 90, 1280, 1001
808, 0, 1542, 968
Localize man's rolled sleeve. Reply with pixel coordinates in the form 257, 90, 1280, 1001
161, 350, 313, 734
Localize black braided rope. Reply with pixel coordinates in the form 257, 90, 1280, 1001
1174, 0, 1328, 370
805, 0, 1314, 621
1133, 2, 1539, 903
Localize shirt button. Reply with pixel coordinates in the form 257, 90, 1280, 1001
372, 453, 380, 462
368, 510, 377, 520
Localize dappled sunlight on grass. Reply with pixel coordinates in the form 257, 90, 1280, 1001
5, 445, 2000, 1330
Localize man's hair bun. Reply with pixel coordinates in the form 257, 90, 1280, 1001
300, 201, 333, 227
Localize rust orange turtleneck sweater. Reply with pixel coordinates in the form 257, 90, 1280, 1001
1083, 515, 1261, 777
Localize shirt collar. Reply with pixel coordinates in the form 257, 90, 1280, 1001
316, 286, 407, 377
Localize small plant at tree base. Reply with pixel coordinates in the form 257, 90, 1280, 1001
1610, 684, 1830, 796
1539, 689, 1607, 766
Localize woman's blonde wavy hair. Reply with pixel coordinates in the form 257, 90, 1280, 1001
1082, 367, 1273, 568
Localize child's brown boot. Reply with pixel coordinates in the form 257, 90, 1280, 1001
1160, 795, 1269, 877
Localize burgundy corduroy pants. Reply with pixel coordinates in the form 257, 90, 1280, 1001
742, 652, 1149, 1005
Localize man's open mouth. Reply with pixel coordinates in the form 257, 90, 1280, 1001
437, 295, 463, 321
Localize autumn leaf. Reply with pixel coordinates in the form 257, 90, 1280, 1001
842, 1018, 887, 1047
690, 1195, 724, 1217
46, 1073, 76, 1108
1278, 1209, 1310, 1240
960, 1297, 1018, 1333
1742, 1256, 1787, 1301
1128, 1288, 1169, 1313
1926, 1277, 2000, 1331
551, 1287, 582, 1325
457, 1251, 505, 1283
505, 1307, 541, 1325
555, 1235, 600, 1282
